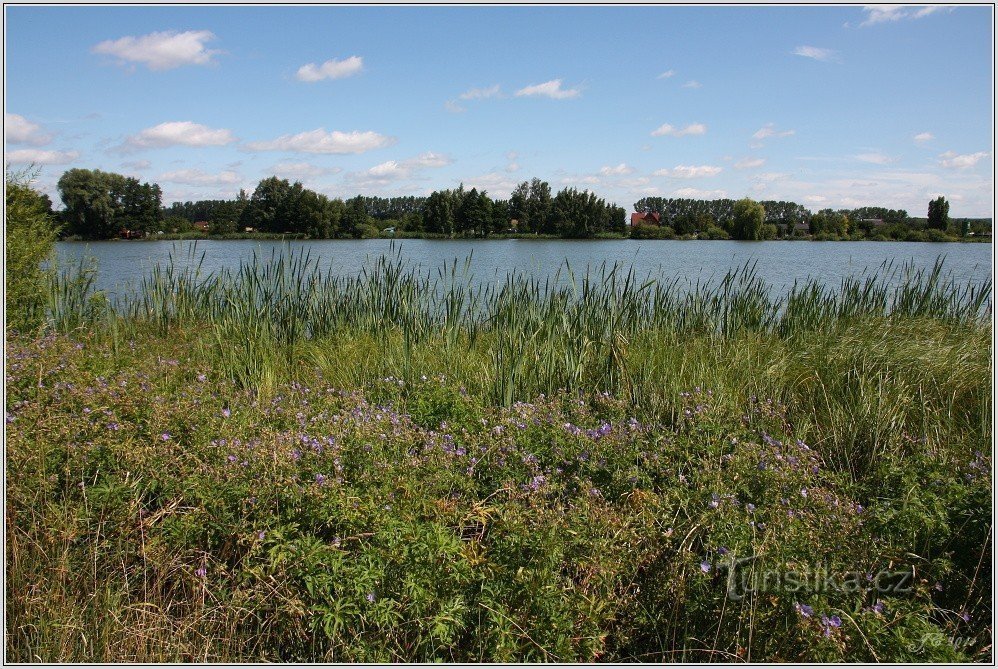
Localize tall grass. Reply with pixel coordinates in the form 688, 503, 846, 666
50, 245, 991, 399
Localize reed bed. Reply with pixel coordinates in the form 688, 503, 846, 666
47, 245, 991, 401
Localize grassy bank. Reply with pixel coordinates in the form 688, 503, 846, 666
5, 251, 993, 661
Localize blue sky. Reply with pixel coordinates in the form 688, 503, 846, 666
4, 5, 994, 216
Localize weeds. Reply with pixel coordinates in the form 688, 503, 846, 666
4, 249, 992, 661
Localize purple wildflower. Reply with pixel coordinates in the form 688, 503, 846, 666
315, 473, 326, 485
872, 601, 884, 614
960, 611, 971, 622
795, 603, 814, 618
366, 592, 376, 603
709, 493, 720, 509
195, 567, 207, 578
258, 531, 266, 540
700, 561, 711, 573
717, 546, 729, 556
746, 503, 756, 513
222, 408, 231, 418
160, 433, 171, 441
227, 455, 237, 463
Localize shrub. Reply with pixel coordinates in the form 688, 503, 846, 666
5, 169, 59, 332
702, 225, 731, 240
629, 224, 675, 240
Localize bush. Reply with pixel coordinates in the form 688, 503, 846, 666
926, 229, 954, 242
5, 169, 59, 331
630, 224, 675, 240
702, 225, 731, 240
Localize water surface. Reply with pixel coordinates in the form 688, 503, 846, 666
56, 238, 993, 299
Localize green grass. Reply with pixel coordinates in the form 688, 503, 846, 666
5, 248, 992, 662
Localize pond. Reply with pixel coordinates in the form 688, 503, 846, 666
56, 238, 993, 299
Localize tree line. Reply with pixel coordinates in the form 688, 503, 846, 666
52, 168, 987, 241
54, 169, 626, 240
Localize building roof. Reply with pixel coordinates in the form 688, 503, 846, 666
630, 211, 661, 226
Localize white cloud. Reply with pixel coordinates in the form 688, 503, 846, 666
505, 151, 520, 173
673, 187, 727, 199
444, 100, 466, 113
792, 46, 840, 62
804, 195, 828, 203
599, 163, 634, 176
912, 5, 946, 19
860, 6, 908, 26
515, 79, 581, 100
913, 132, 935, 143
120, 121, 236, 152
296, 56, 363, 82
654, 165, 723, 178
159, 168, 242, 186
939, 151, 987, 169
5, 113, 52, 145
561, 175, 602, 186
459, 84, 501, 100
459, 172, 519, 198
651, 122, 707, 137
408, 151, 451, 169
92, 30, 220, 71
860, 5, 948, 27
682, 80, 702, 89
854, 152, 895, 165
366, 160, 408, 179
755, 172, 792, 183
120, 159, 152, 171
734, 157, 766, 169
657, 69, 676, 79
351, 151, 452, 184
4, 148, 79, 165
245, 128, 396, 154
751, 123, 796, 141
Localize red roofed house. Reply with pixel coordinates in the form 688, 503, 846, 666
630, 211, 661, 227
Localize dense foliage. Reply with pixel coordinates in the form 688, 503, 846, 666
5, 169, 60, 331
49, 168, 989, 242
5, 249, 992, 662
57, 168, 162, 239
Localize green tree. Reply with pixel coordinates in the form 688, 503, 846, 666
423, 189, 456, 235
508, 182, 529, 232
342, 195, 370, 238
457, 188, 492, 237
527, 178, 553, 234
927, 196, 950, 230
208, 200, 242, 235
731, 197, 765, 240
119, 180, 162, 233
246, 177, 294, 233
6, 168, 60, 330
57, 168, 124, 239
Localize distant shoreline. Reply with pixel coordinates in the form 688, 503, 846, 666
57, 233, 991, 244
